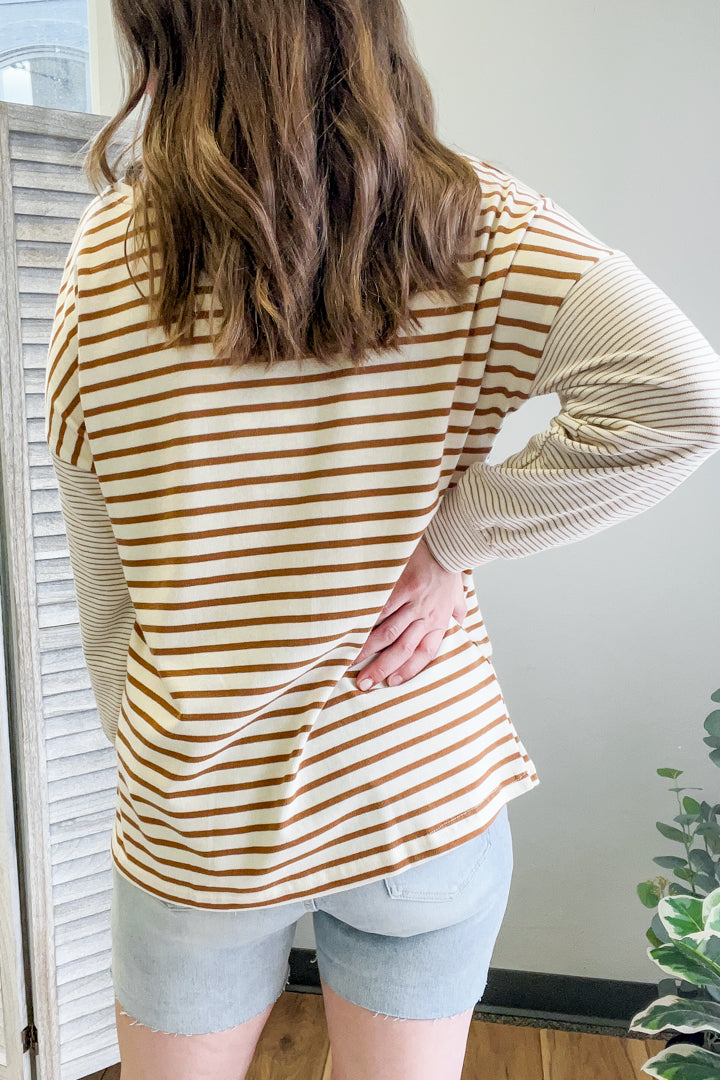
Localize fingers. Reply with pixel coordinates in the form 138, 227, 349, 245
356, 620, 439, 691
451, 598, 468, 624
353, 556, 469, 690
380, 628, 446, 688
355, 602, 410, 665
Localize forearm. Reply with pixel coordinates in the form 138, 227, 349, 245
52, 453, 135, 746
425, 252, 720, 572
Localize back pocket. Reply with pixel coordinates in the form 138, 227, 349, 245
383, 813, 500, 902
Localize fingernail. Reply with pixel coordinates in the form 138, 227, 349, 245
387, 675, 402, 686
358, 678, 374, 691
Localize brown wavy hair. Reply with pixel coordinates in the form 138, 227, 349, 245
85, 0, 483, 369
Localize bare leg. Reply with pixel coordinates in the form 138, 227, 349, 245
114, 996, 274, 1080
320, 976, 474, 1080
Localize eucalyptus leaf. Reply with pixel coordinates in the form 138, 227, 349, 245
638, 1043, 720, 1080
704, 711, 720, 737
703, 737, 720, 751
629, 994, 720, 1036
710, 690, 720, 704
710, 748, 720, 769
690, 851, 717, 876
685, 798, 704, 816
659, 769, 685, 779
656, 856, 693, 871
695, 827, 720, 855
658, 823, 690, 844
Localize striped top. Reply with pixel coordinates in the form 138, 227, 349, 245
46, 157, 720, 910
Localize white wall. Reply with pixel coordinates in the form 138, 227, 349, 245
401, 0, 720, 984
86, 1, 720, 983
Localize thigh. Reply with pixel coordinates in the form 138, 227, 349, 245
314, 804, 513, 1021
114, 996, 275, 1080
320, 978, 475, 1080
110, 864, 302, 1037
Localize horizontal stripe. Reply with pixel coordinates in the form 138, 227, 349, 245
46, 154, 720, 909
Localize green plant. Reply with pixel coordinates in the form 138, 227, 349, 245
629, 889, 720, 1078
628, 688, 720, 1078
637, 690, 720, 954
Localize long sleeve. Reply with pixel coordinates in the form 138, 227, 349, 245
45, 225, 135, 747
51, 455, 136, 747
424, 251, 720, 572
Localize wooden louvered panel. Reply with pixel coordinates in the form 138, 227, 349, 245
0, 574, 31, 1080
1, 101, 135, 1080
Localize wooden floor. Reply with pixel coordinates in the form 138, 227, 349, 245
86, 989, 666, 1079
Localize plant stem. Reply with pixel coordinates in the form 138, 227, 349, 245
674, 785, 699, 897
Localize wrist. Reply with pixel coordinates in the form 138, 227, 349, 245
419, 535, 455, 575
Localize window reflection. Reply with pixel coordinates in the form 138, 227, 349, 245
0, 0, 90, 112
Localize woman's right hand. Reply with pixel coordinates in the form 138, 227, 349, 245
354, 537, 468, 692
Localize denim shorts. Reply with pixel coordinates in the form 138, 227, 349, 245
111, 803, 512, 1035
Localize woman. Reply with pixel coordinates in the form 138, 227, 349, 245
45, 1, 720, 1078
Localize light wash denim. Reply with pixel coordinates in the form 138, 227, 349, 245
111, 803, 513, 1035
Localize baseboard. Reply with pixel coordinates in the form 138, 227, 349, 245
287, 948, 659, 1037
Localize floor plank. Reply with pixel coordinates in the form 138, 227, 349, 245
463, 1020, 543, 1079
539, 1028, 666, 1080
247, 991, 330, 1080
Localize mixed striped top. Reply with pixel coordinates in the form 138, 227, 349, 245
46, 157, 720, 910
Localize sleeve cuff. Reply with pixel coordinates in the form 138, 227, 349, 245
423, 486, 496, 573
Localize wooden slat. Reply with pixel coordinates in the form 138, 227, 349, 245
20, 297, 58, 322
40, 646, 86, 675
7, 103, 111, 142
18, 267, 63, 295
16, 243, 71, 271
20, 323, 54, 348
37, 581, 77, 606
14, 217, 88, 244
30, 465, 64, 492
12, 167, 97, 197
14, 188, 99, 220
31, 489, 60, 515
42, 666, 91, 697
33, 515, 68, 542
39, 625, 83, 652
48, 788, 116, 829
47, 773, 117, 820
